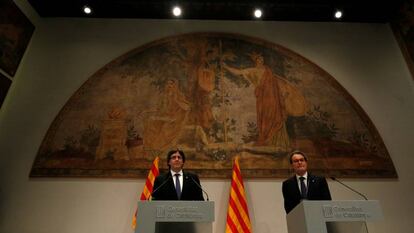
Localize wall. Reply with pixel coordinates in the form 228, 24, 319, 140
1, 1, 414, 233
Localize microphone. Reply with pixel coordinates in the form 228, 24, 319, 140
148, 175, 172, 200
330, 177, 368, 200
187, 175, 210, 201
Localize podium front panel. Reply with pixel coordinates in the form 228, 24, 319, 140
135, 201, 214, 233
286, 200, 382, 233
326, 221, 368, 233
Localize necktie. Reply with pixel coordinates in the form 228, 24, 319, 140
299, 176, 307, 199
175, 173, 181, 199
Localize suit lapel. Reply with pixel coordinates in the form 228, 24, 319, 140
181, 172, 190, 197
290, 176, 302, 197
166, 172, 178, 199
307, 174, 315, 195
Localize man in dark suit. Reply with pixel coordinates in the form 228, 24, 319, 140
151, 149, 204, 201
282, 150, 331, 214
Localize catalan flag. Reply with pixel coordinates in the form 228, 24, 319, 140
225, 156, 252, 233
132, 156, 160, 229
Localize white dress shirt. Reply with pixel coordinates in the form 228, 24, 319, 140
296, 172, 308, 194
170, 170, 183, 193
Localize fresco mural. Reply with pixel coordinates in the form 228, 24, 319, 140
30, 33, 397, 178
392, 0, 414, 80
0, 0, 34, 77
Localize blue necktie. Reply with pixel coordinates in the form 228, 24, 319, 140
175, 174, 181, 199
299, 176, 307, 199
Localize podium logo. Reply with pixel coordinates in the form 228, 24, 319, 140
156, 206, 165, 218
322, 205, 334, 218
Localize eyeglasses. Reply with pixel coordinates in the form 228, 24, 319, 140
292, 158, 306, 163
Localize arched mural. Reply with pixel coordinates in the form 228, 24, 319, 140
30, 33, 397, 178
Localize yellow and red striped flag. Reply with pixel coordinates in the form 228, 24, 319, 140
225, 156, 252, 233
132, 156, 160, 229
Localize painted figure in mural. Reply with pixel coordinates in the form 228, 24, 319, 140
185, 42, 215, 131
223, 52, 292, 150
143, 79, 190, 151
282, 150, 331, 214
192, 60, 215, 130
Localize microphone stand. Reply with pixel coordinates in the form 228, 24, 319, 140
148, 175, 172, 200
330, 177, 369, 233
330, 177, 368, 200
188, 176, 209, 201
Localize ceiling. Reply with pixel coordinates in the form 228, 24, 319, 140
28, 0, 404, 23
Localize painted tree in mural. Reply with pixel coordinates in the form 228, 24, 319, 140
31, 33, 396, 178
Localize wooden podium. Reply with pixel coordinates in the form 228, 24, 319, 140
135, 201, 214, 233
286, 200, 383, 233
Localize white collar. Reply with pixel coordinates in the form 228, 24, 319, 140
296, 172, 308, 180
171, 170, 183, 176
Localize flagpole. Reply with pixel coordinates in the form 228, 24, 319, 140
132, 156, 160, 229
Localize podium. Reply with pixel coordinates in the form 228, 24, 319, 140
135, 201, 214, 233
286, 200, 383, 233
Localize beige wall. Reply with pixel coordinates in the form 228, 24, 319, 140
1, 1, 413, 233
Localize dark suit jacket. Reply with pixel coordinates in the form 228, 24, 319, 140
151, 171, 204, 201
282, 173, 331, 214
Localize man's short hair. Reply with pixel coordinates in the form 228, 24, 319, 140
289, 150, 308, 164
166, 149, 186, 168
